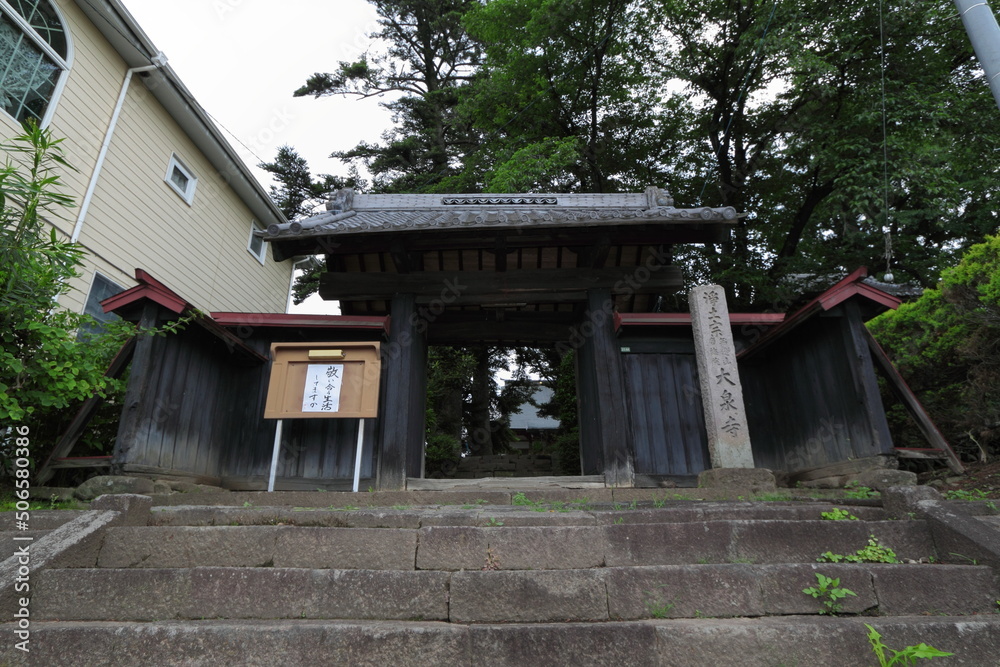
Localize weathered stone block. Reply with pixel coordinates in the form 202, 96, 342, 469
882, 485, 941, 519
416, 526, 606, 570
74, 475, 154, 500
850, 469, 917, 491
91, 494, 152, 526
310, 570, 450, 620
606, 565, 764, 619
698, 468, 776, 492
189, 567, 314, 619
469, 622, 659, 667
755, 563, 877, 615
870, 564, 1000, 615
34, 568, 190, 621
451, 570, 608, 623
273, 527, 417, 570
604, 523, 734, 566
97, 526, 278, 568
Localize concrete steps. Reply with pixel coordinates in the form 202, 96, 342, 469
6, 494, 1000, 665
4, 617, 1000, 667
32, 563, 998, 623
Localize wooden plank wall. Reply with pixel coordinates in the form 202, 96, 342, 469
622, 352, 710, 476
221, 333, 379, 484
116, 323, 381, 485
117, 324, 250, 478
739, 310, 893, 472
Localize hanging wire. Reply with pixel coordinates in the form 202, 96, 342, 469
878, 0, 894, 282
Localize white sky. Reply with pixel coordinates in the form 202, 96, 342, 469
121, 0, 391, 185
120, 0, 394, 313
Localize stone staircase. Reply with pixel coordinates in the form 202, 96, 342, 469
3, 490, 1000, 666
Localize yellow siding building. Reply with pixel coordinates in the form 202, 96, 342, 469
0, 0, 293, 320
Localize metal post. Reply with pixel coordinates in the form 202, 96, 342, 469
955, 0, 1000, 110
352, 419, 365, 493
267, 420, 283, 493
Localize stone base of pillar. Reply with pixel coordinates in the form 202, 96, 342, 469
698, 468, 777, 494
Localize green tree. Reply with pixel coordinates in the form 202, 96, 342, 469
460, 0, 661, 193
0, 124, 188, 473
259, 145, 358, 221
870, 234, 1000, 459
296, 0, 481, 192
0, 124, 128, 467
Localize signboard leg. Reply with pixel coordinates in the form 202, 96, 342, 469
268, 420, 283, 493
353, 419, 365, 493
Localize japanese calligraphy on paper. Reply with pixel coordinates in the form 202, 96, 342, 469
689, 285, 754, 468
302, 364, 344, 413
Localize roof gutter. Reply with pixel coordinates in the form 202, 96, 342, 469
76, 0, 288, 232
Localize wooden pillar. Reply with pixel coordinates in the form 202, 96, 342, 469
376, 294, 428, 490
576, 288, 634, 487
841, 300, 893, 454
112, 301, 160, 471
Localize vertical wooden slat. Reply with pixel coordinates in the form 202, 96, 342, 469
112, 302, 161, 469
842, 301, 894, 455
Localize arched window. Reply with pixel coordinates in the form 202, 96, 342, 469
0, 0, 69, 125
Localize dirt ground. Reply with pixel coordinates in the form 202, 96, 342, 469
924, 459, 1000, 499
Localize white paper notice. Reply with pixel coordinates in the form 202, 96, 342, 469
302, 364, 344, 413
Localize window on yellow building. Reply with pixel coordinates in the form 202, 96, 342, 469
0, 0, 69, 125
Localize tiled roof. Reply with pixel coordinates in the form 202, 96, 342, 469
261, 188, 741, 241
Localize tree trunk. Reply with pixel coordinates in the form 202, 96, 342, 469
468, 345, 493, 456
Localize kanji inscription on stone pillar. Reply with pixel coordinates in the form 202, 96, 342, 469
689, 285, 754, 468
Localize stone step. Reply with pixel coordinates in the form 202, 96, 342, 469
33, 563, 998, 623
1, 529, 51, 544
0, 510, 87, 531
93, 520, 935, 571
415, 520, 935, 570
146, 501, 887, 528
5, 616, 1000, 666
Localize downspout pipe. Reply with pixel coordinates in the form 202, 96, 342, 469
955, 0, 1000, 111
70, 53, 168, 244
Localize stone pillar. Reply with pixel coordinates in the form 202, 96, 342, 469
689, 285, 754, 468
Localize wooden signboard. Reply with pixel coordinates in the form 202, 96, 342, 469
264, 342, 381, 419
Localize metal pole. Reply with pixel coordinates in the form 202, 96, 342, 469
268, 420, 283, 492
352, 419, 365, 493
955, 0, 1000, 110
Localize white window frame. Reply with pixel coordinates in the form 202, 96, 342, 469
0, 0, 74, 128
247, 219, 267, 264
164, 153, 197, 205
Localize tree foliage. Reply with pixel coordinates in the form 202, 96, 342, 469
296, 0, 999, 305
0, 124, 132, 468
259, 145, 360, 220
0, 124, 191, 473
870, 235, 1000, 459
295, 0, 481, 192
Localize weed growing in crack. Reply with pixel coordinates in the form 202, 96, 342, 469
482, 546, 501, 571
643, 585, 675, 619
865, 624, 952, 666
802, 573, 857, 615
818, 536, 898, 564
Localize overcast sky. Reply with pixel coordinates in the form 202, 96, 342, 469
120, 0, 394, 313
121, 0, 392, 194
